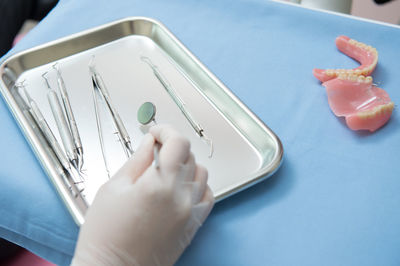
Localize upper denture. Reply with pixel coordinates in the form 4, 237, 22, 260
313, 35, 378, 83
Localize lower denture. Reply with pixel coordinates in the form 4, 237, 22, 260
323, 75, 394, 132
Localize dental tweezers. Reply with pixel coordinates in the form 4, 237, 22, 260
89, 58, 134, 158
141, 56, 213, 157
91, 80, 111, 178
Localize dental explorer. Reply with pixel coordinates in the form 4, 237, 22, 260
141, 56, 213, 157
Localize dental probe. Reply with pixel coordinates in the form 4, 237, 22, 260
43, 72, 80, 172
89, 58, 134, 158
141, 56, 214, 158
53, 64, 84, 172
17, 82, 86, 198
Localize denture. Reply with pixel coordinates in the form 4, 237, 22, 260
323, 74, 394, 132
314, 36, 393, 132
313, 36, 378, 83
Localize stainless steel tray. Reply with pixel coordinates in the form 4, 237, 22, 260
0, 17, 283, 225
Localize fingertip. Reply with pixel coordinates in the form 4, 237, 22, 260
192, 165, 208, 204
203, 187, 215, 207
196, 165, 208, 182
195, 187, 215, 225
113, 133, 155, 183
137, 133, 155, 153
149, 124, 178, 145
149, 124, 164, 139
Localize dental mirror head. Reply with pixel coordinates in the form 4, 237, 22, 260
137, 101, 160, 169
137, 102, 156, 125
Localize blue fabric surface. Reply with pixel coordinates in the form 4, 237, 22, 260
1, 0, 400, 265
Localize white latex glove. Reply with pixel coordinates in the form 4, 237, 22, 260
71, 125, 214, 266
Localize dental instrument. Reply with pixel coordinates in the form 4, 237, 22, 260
16, 81, 87, 202
43, 72, 81, 172
91, 78, 112, 179
141, 56, 213, 158
137, 101, 160, 169
89, 57, 134, 158
53, 63, 84, 172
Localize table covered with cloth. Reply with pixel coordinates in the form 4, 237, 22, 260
1, 0, 399, 265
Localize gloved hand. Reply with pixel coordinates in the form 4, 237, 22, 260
71, 125, 214, 266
